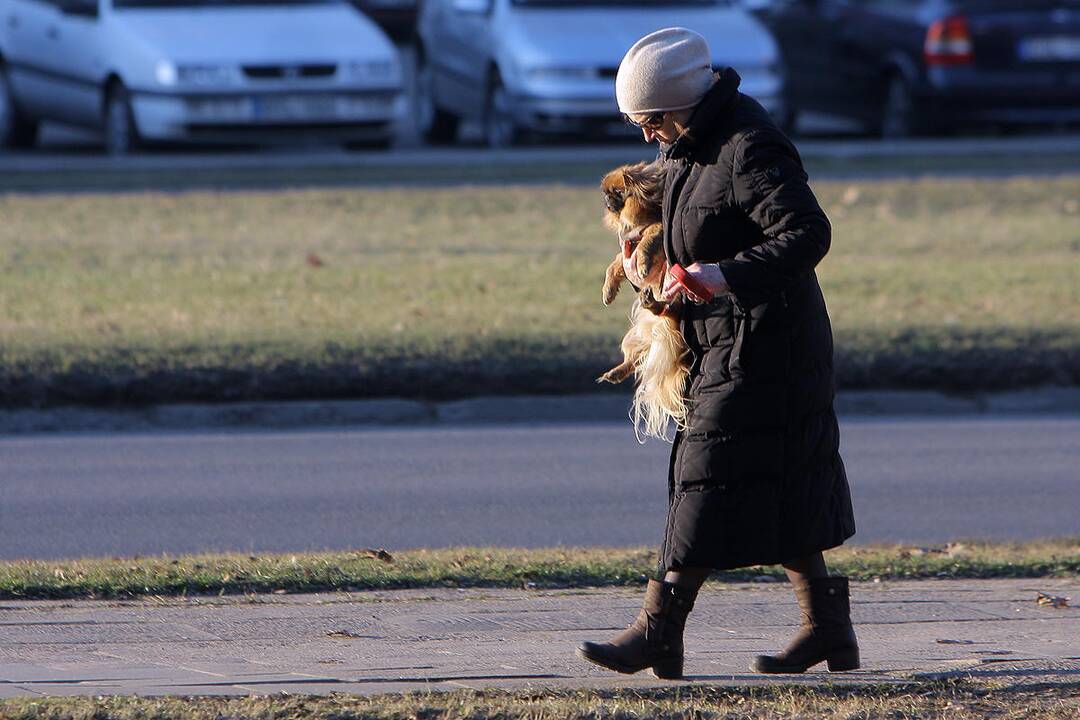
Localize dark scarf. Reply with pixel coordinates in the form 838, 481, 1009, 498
662, 67, 742, 162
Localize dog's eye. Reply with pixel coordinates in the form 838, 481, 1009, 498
605, 191, 624, 212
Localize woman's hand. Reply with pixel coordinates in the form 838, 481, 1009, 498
660, 262, 730, 304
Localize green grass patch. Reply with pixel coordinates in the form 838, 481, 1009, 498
1, 541, 1075, 601
1, 176, 1079, 407
0, 679, 1077, 719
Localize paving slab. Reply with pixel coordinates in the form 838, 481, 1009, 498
0, 579, 1076, 697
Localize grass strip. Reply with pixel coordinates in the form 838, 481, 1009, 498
2, 176, 1079, 407
0, 679, 1077, 719
1, 540, 1075, 601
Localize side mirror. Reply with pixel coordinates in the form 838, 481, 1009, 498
451, 0, 491, 14
58, 0, 98, 17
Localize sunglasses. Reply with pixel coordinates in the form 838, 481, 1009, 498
623, 112, 666, 130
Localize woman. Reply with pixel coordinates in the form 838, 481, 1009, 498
577, 28, 858, 679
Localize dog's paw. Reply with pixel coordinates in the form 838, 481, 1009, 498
639, 288, 665, 315
602, 283, 620, 306
598, 367, 631, 384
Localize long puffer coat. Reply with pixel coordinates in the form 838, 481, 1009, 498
655, 68, 856, 575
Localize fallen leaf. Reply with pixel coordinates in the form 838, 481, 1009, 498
358, 548, 394, 563
1036, 592, 1069, 608
326, 629, 365, 639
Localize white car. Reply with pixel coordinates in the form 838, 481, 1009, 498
0, 0, 406, 154
416, 0, 784, 147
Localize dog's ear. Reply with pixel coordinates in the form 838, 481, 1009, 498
622, 163, 649, 196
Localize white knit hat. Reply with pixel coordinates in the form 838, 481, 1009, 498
616, 28, 716, 115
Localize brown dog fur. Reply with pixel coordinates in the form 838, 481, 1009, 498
598, 162, 692, 440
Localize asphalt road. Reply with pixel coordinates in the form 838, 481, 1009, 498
1, 416, 1076, 561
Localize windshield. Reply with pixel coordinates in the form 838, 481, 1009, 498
113, 0, 338, 8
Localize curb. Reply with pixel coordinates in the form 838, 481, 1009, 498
2, 387, 1079, 436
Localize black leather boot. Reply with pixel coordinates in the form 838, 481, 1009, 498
751, 576, 860, 673
577, 579, 697, 679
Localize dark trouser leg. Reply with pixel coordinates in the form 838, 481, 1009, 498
663, 566, 711, 592
750, 551, 860, 673
782, 551, 828, 583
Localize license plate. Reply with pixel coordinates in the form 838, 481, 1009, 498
1017, 36, 1080, 62
253, 96, 388, 121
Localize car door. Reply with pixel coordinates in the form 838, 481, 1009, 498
833, 0, 924, 123
2, 0, 58, 117
37, 0, 103, 126
763, 0, 838, 114
435, 0, 491, 119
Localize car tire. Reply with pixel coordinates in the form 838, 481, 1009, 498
103, 81, 140, 156
483, 72, 519, 149
0, 65, 40, 149
415, 51, 458, 145
879, 74, 915, 139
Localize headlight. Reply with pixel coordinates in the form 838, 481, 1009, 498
176, 64, 242, 86
346, 60, 399, 84
155, 60, 177, 87
524, 67, 599, 82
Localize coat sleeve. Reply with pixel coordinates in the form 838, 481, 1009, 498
717, 127, 831, 308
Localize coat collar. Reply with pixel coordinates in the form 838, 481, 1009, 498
661, 67, 741, 163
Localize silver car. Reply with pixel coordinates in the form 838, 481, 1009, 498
0, 0, 406, 154
416, 0, 783, 146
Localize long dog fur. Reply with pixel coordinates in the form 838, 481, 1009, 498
599, 162, 691, 441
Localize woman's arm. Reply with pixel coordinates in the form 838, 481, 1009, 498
718, 126, 832, 308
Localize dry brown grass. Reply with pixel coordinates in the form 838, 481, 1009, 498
1, 176, 1077, 406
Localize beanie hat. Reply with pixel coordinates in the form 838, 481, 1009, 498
616, 27, 716, 115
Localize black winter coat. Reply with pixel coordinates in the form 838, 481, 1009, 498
656, 69, 855, 575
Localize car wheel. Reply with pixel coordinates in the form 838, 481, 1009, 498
483, 72, 519, 149
415, 52, 459, 145
104, 82, 139, 156
879, 75, 915, 139
0, 65, 40, 149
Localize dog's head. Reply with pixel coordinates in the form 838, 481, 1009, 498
601, 162, 664, 225
600, 167, 627, 215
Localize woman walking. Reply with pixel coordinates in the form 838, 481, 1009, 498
577, 28, 858, 678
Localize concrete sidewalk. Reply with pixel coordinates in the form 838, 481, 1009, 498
1, 578, 1077, 698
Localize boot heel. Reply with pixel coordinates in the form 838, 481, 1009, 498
650, 658, 683, 680
826, 648, 860, 672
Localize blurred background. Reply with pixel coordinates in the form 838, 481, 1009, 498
1, 0, 1079, 153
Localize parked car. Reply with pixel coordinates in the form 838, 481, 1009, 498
415, 0, 784, 147
0, 0, 407, 154
352, 0, 416, 42
760, 0, 1080, 137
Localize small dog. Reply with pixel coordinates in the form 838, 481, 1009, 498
598, 162, 691, 440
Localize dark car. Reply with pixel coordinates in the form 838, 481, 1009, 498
760, 0, 1080, 136
352, 0, 416, 42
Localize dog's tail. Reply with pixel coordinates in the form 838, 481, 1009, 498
628, 302, 691, 442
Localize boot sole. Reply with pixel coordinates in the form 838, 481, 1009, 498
575, 647, 684, 680
750, 648, 860, 674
